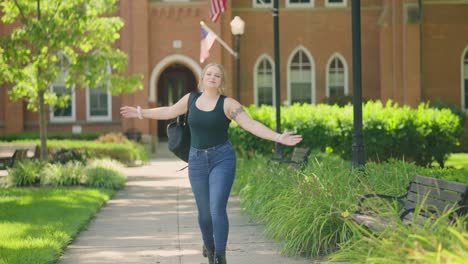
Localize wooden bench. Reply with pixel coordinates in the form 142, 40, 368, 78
268, 147, 311, 170
351, 175, 468, 231
0, 143, 39, 169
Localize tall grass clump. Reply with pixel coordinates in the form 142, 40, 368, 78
40, 161, 85, 186
5, 160, 44, 187
84, 159, 126, 189
329, 213, 467, 263
236, 152, 361, 256
234, 151, 468, 259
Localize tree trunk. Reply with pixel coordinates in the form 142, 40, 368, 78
38, 89, 48, 160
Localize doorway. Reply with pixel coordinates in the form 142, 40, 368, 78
157, 64, 197, 139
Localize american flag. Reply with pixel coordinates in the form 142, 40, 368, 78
200, 26, 217, 63
210, 0, 227, 22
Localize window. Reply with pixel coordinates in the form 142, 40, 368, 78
327, 54, 348, 97
50, 52, 75, 122
253, 0, 272, 8
325, 0, 346, 7
86, 63, 112, 121
254, 56, 274, 106
288, 48, 314, 104
286, 0, 314, 8
463, 49, 468, 111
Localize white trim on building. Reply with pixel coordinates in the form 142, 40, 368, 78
149, 54, 202, 103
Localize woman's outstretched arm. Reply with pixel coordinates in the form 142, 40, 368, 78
224, 98, 302, 146
120, 93, 190, 120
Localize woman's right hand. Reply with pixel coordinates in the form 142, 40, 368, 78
120, 106, 139, 119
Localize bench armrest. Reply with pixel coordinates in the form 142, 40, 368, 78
355, 193, 405, 214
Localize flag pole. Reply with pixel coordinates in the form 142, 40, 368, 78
200, 21, 237, 58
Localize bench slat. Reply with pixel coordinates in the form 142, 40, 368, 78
401, 212, 435, 226
404, 194, 461, 213
408, 184, 463, 202
290, 147, 310, 163
412, 175, 468, 193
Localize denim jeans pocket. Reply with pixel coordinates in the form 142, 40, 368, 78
214, 143, 234, 158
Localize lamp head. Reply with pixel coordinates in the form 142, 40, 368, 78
230, 16, 245, 35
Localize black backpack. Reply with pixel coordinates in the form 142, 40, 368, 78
166, 92, 200, 162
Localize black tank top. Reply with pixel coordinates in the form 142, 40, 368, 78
187, 94, 231, 149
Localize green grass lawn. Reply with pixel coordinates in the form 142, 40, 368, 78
431, 153, 468, 170
0, 187, 114, 264
445, 153, 468, 170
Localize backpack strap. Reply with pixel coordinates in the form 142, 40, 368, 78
183, 91, 201, 123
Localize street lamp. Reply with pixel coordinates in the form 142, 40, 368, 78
273, 0, 282, 159
351, 0, 366, 167
230, 16, 245, 102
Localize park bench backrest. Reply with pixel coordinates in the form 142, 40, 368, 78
12, 149, 29, 162
290, 148, 310, 163
0, 143, 38, 158
400, 175, 468, 223
289, 147, 311, 170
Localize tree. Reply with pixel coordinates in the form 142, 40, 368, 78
0, 0, 142, 159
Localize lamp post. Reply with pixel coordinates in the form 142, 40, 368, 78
230, 16, 245, 102
273, 0, 282, 159
351, 0, 366, 167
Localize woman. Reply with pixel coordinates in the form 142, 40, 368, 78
120, 63, 302, 264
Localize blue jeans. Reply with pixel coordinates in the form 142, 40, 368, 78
188, 141, 236, 255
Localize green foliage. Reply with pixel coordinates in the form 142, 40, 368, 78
230, 101, 463, 167
3, 139, 149, 163
40, 161, 85, 187
233, 151, 467, 258
321, 94, 370, 107
329, 214, 468, 263
429, 99, 466, 126
5, 159, 43, 187
6, 158, 127, 189
50, 148, 88, 164
0, 131, 103, 142
83, 159, 126, 189
0, 0, 143, 159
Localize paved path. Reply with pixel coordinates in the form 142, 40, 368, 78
58, 158, 312, 264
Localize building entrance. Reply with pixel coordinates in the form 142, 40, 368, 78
157, 64, 197, 139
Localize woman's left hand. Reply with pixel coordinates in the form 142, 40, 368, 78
277, 132, 303, 146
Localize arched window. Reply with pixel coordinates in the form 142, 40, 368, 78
254, 56, 274, 106
463, 48, 468, 111
286, 0, 314, 8
326, 54, 348, 97
86, 62, 112, 121
50, 51, 75, 122
253, 0, 272, 8
288, 48, 314, 104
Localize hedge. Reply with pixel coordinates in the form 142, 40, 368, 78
229, 101, 463, 167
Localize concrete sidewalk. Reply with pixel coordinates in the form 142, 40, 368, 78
58, 158, 312, 264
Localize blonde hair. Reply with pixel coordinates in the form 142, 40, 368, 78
198, 63, 227, 94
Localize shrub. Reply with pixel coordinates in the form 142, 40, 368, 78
40, 162, 85, 186
321, 94, 370, 107
229, 101, 463, 167
83, 159, 126, 189
0, 132, 102, 142
95, 132, 131, 144
50, 148, 88, 165
6, 160, 43, 187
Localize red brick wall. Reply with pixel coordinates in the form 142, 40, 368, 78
422, 3, 468, 107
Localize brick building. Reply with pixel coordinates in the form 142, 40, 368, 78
1, 0, 468, 149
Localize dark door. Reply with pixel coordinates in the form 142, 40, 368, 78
157, 64, 197, 139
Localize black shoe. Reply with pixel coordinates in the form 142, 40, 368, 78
214, 254, 226, 264
203, 245, 215, 264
